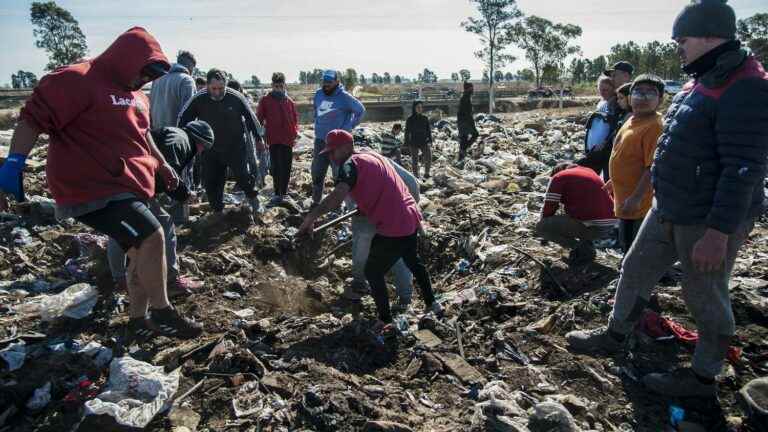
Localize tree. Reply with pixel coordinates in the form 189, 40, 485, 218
738, 13, 768, 68
251, 75, 261, 86
342, 68, 358, 89
394, 75, 402, 84
451, 72, 459, 81
504, 71, 513, 81
516, 68, 535, 82
360, 74, 367, 85
418, 68, 437, 83
459, 69, 471, 81
462, 0, 522, 113
11, 71, 38, 88
383, 72, 391, 84
371, 73, 381, 84
511, 15, 582, 90
30, 1, 88, 71
299, 71, 307, 84
494, 70, 504, 83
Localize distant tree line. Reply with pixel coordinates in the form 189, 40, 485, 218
11, 71, 38, 88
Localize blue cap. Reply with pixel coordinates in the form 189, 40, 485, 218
322, 70, 338, 82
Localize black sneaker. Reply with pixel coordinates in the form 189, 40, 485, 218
125, 317, 156, 344
150, 307, 203, 339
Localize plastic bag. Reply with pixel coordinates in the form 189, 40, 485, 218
83, 356, 180, 429
40, 283, 98, 321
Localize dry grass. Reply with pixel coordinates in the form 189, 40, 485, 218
0, 109, 18, 130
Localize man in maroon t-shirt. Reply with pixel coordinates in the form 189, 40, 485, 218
536, 162, 617, 265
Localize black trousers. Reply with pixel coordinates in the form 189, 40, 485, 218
202, 150, 257, 212
269, 145, 293, 196
364, 232, 435, 323
619, 218, 642, 254
458, 132, 478, 161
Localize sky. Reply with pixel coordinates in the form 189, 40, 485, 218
0, 0, 764, 85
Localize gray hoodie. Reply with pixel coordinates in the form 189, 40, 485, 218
149, 63, 197, 128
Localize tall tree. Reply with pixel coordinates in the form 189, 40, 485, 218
371, 72, 381, 84
30, 1, 88, 71
459, 69, 471, 81
251, 75, 261, 86
511, 15, 582, 89
360, 74, 367, 85
299, 71, 307, 84
494, 70, 504, 83
343, 68, 358, 89
738, 13, 768, 68
482, 70, 489, 83
383, 72, 391, 84
451, 72, 459, 81
504, 71, 513, 81
11, 71, 39, 89
418, 68, 437, 83
394, 75, 402, 84
462, 0, 522, 113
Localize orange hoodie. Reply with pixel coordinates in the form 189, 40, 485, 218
20, 27, 170, 207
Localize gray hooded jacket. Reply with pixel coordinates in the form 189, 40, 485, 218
149, 63, 197, 128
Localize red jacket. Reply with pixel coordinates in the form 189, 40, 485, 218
543, 166, 616, 225
20, 27, 170, 207
256, 92, 299, 147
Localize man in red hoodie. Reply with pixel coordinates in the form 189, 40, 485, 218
0, 27, 202, 341
256, 72, 299, 206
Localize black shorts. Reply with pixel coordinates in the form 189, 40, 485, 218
76, 199, 161, 251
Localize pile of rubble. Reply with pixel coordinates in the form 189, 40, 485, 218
1, 108, 767, 431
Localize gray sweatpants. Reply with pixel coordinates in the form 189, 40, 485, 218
107, 199, 179, 281
346, 215, 413, 304
608, 208, 754, 378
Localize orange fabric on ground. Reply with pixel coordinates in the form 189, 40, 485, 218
609, 113, 663, 220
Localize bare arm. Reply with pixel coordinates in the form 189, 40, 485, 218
299, 183, 351, 235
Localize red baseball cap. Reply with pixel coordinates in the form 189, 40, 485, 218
319, 129, 353, 154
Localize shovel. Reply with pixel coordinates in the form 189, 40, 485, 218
291, 209, 359, 246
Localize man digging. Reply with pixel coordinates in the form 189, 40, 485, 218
298, 129, 442, 329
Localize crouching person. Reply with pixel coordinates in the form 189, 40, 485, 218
536, 162, 617, 265
107, 120, 214, 299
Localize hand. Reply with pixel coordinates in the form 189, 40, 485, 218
620, 195, 642, 215
158, 163, 179, 191
602, 180, 614, 196
691, 228, 728, 272
297, 216, 316, 237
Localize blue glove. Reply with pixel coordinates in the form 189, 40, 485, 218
0, 153, 27, 202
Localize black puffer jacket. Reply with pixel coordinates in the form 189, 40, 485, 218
652, 50, 768, 234
404, 101, 433, 148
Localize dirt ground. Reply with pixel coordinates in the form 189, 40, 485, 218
1, 108, 766, 432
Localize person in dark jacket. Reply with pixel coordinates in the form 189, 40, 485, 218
567, 0, 768, 398
405, 100, 433, 178
257, 72, 299, 205
107, 121, 214, 299
178, 68, 264, 215
457, 82, 478, 163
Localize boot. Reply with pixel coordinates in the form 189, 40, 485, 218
642, 368, 717, 398
150, 307, 203, 339
569, 240, 596, 266
566, 326, 627, 354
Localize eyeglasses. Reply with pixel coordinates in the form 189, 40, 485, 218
631, 89, 659, 100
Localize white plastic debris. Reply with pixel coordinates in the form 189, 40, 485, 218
78, 341, 114, 368
26, 382, 52, 410
84, 356, 180, 429
40, 283, 98, 321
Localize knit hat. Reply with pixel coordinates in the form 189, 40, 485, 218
183, 120, 214, 150
672, 0, 736, 40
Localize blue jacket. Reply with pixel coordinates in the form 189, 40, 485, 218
652, 52, 768, 234
313, 84, 365, 142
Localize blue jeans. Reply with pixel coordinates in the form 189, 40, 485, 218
311, 139, 339, 204
346, 216, 413, 304
107, 199, 179, 281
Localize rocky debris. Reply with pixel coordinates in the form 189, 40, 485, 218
0, 109, 767, 431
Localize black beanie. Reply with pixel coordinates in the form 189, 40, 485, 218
672, 0, 736, 40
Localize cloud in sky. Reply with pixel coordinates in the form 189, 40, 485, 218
0, 0, 763, 84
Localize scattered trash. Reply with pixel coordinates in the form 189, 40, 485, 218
738, 377, 768, 431
83, 356, 180, 429
0, 340, 26, 371
39, 283, 98, 321
25, 382, 52, 411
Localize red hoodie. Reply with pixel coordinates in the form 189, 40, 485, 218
256, 93, 299, 147
20, 27, 170, 207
